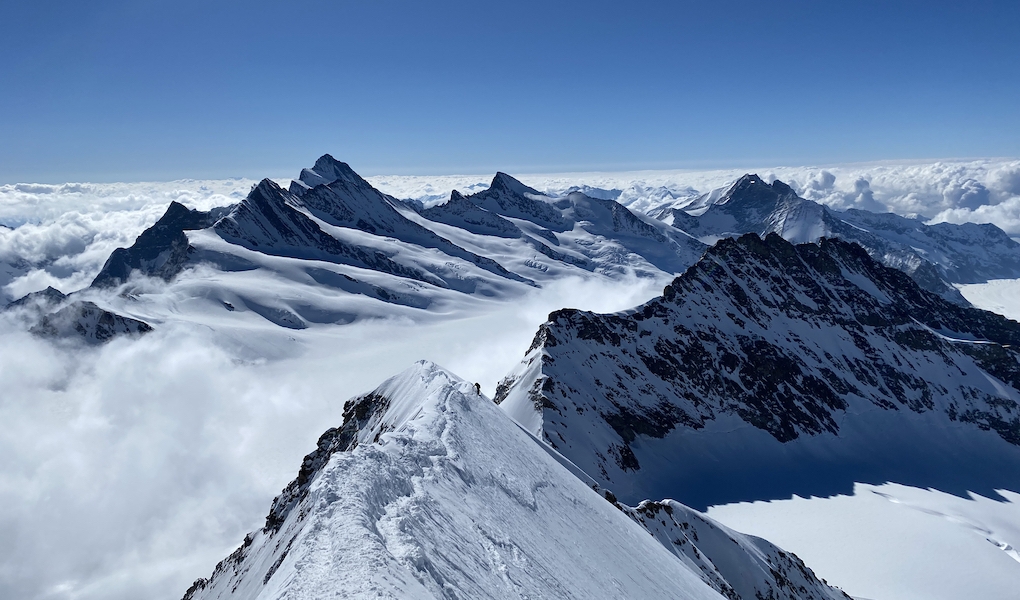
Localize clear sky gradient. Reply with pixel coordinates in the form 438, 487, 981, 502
1, 0, 1018, 183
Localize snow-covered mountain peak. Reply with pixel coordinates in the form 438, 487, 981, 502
497, 232, 1020, 506
249, 178, 289, 204
185, 358, 846, 600
717, 173, 799, 210
292, 153, 366, 193
490, 171, 543, 198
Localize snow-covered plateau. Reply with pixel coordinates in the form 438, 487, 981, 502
3, 156, 1020, 600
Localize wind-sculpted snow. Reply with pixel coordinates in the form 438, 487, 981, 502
184, 361, 846, 600
182, 361, 726, 600
497, 233, 1020, 506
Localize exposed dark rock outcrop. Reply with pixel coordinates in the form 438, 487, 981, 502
498, 233, 1020, 504
92, 201, 232, 287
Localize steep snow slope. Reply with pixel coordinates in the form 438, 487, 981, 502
620, 500, 849, 600
183, 361, 843, 600
497, 233, 1020, 507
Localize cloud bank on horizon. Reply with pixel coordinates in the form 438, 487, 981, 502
3, 158, 1019, 302
4, 157, 1020, 599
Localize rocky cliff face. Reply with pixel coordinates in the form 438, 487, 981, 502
496, 233, 1020, 505
30, 300, 152, 343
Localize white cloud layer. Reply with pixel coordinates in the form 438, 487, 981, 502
2, 158, 1020, 599
371, 158, 1020, 232
0, 272, 667, 600
0, 179, 272, 302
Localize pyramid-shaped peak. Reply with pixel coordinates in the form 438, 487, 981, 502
720, 174, 800, 206
253, 177, 284, 196
490, 172, 542, 197
728, 173, 768, 192
313, 154, 356, 176
727, 174, 797, 196
296, 154, 368, 190
245, 178, 291, 208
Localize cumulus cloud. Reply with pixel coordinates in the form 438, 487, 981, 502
929, 196, 1020, 235
942, 178, 991, 211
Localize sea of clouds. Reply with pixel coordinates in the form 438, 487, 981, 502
2, 158, 1020, 599
373, 158, 1020, 229
4, 158, 1020, 304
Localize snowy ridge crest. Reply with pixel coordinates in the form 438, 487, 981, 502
184, 360, 844, 600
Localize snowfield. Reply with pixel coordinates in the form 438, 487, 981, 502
703, 283, 1020, 600
708, 484, 1020, 600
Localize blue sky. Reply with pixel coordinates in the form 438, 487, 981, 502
1, 0, 1018, 183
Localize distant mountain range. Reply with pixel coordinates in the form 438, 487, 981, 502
7, 155, 1020, 598
10, 156, 1020, 342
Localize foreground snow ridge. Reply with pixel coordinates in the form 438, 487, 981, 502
184, 361, 845, 600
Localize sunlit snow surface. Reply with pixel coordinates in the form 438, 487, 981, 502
959, 278, 1020, 322
2, 160, 1020, 600
707, 484, 1020, 600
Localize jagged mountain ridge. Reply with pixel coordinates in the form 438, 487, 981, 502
286, 156, 529, 285
31, 300, 152, 343
423, 172, 706, 276
183, 361, 846, 600
78, 155, 708, 332
653, 174, 1020, 304
496, 233, 1020, 506
93, 201, 233, 287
